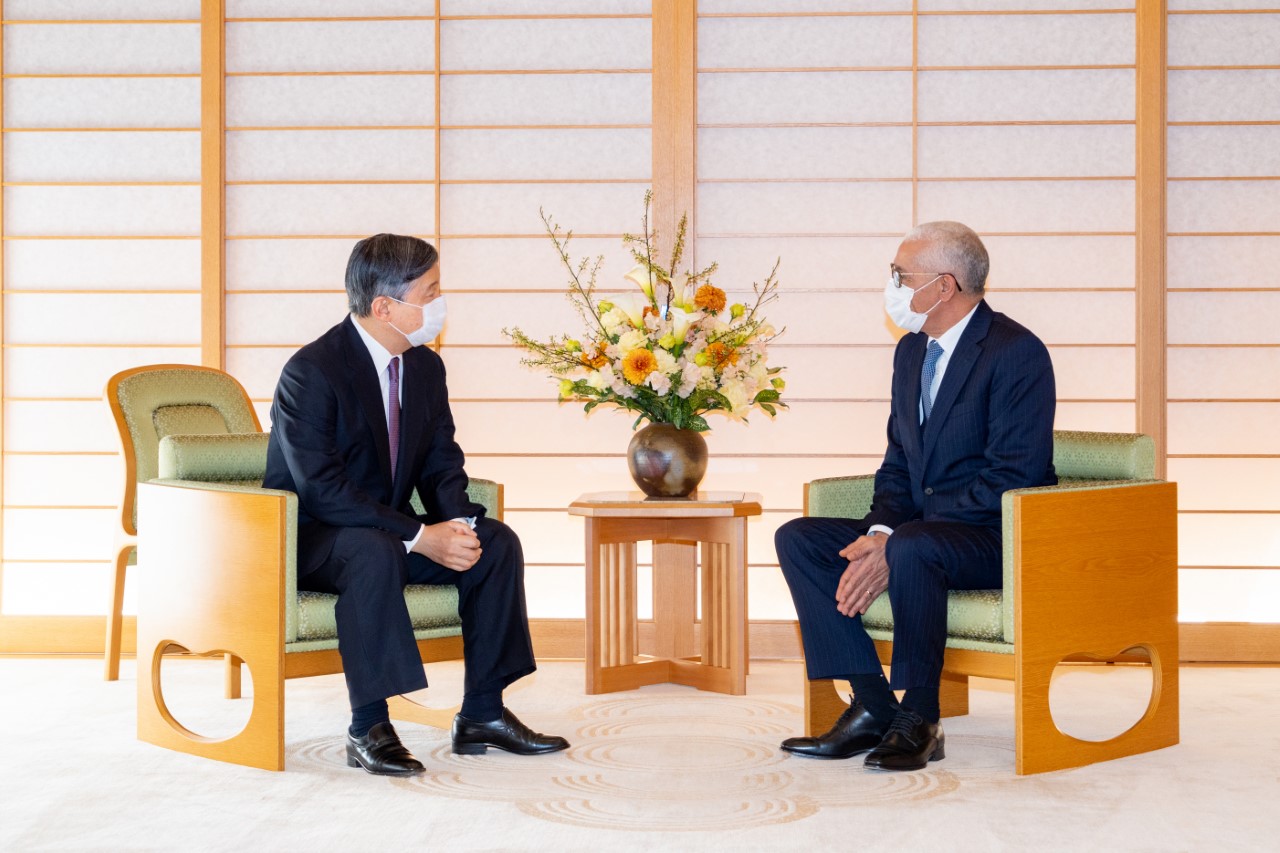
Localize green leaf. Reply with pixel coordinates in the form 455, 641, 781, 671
753, 389, 781, 404
760, 403, 777, 416
686, 415, 710, 432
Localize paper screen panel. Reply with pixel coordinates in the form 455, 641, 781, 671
1053, 403, 1136, 433
4, 0, 198, 17
441, 184, 643, 236
1168, 69, 1280, 123
441, 0, 651, 11
699, 127, 912, 180
227, 131, 436, 182
3, 456, 121, 509
983, 236, 1136, 289
4, 132, 200, 183
227, 75, 435, 128
2, 78, 201, 129
4, 239, 201, 290
2, 565, 125, 617
1169, 293, 1280, 345
916, 180, 1136, 234
697, 236, 901, 291
698, 72, 912, 124
1168, 236, 1280, 289
439, 237, 638, 292
227, 239, 356, 290
1169, 12, 1280, 66
226, 21, 436, 73
1179, 516, 1280, 570
699, 183, 913, 235
441, 130, 650, 181
917, 0, 1132, 8
3, 402, 119, 453
4, 348, 200, 399
1168, 348, 1280, 400
226, 293, 350, 346
1168, 181, 1280, 234
918, 125, 1135, 179
4, 294, 200, 346
440, 19, 651, 71
1167, 459, 1280, 512
698, 17, 911, 69
1168, 404, 1280, 456
2, 24, 199, 74
701, 1, 909, 11
441, 74, 651, 126
991, 292, 1135, 345
1180, 570, 1280, 623
226, 184, 436, 237
2, 509, 113, 562
1169, 126, 1280, 179
4, 186, 200, 237
917, 69, 1135, 122
917, 13, 1134, 67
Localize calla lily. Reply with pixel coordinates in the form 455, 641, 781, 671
610, 292, 647, 328
669, 273, 690, 309
667, 306, 694, 342
624, 264, 660, 301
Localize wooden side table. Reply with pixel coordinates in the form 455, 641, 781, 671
568, 491, 763, 696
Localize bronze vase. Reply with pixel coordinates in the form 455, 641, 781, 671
627, 423, 708, 498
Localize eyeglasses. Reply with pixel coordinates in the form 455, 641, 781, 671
890, 266, 960, 292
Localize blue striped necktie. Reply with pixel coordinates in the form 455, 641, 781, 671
921, 340, 944, 422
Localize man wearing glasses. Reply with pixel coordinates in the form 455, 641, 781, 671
774, 221, 1057, 771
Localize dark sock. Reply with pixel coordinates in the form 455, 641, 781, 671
349, 698, 389, 738
460, 691, 503, 723
902, 686, 940, 724
848, 672, 898, 726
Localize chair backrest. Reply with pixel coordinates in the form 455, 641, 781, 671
106, 364, 261, 535
1051, 430, 1156, 482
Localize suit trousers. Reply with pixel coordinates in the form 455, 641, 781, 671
297, 516, 536, 709
775, 516, 1001, 690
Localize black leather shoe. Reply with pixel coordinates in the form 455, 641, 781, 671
452, 708, 570, 756
346, 721, 425, 776
780, 697, 890, 759
863, 709, 945, 771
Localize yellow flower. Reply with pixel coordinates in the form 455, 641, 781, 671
622, 348, 657, 384
694, 284, 727, 313
730, 303, 746, 319
559, 379, 575, 398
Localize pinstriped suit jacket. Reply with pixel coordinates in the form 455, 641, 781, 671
863, 299, 1057, 532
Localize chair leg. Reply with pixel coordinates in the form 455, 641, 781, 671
940, 670, 970, 718
224, 654, 243, 700
803, 677, 848, 737
104, 545, 131, 681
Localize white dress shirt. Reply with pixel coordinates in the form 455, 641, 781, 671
869, 302, 981, 539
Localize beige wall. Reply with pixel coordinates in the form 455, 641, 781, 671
1, 1, 1276, 651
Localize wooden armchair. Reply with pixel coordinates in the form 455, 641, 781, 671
103, 364, 261, 683
801, 430, 1179, 775
127, 367, 498, 771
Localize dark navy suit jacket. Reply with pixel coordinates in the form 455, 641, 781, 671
864, 300, 1058, 532
263, 316, 485, 575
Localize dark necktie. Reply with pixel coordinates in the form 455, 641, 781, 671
921, 340, 943, 422
388, 357, 401, 479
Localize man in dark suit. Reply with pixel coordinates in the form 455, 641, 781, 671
263, 233, 568, 776
775, 221, 1056, 771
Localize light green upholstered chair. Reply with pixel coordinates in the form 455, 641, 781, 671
131, 375, 500, 772
104, 364, 261, 683
801, 430, 1179, 775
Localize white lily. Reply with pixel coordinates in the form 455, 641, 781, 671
624, 264, 660, 301
610, 292, 647, 328
669, 273, 690, 309
667, 306, 694, 342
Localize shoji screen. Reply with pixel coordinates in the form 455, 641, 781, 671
1, 1, 203, 616
1166, 2, 1280, 622
696, 0, 1139, 620
223, 1, 654, 620
222, 1, 439, 427
436, 0, 653, 620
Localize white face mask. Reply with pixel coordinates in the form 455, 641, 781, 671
883, 275, 942, 334
388, 295, 447, 347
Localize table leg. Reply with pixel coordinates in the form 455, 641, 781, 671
652, 541, 697, 660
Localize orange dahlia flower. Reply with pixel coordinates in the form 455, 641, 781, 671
705, 341, 738, 371
694, 284, 727, 313
621, 348, 658, 384
580, 346, 608, 369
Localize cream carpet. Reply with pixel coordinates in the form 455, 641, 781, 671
1, 657, 1277, 851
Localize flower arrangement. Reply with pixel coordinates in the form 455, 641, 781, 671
504, 192, 786, 432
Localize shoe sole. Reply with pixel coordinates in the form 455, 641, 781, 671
780, 745, 873, 760
863, 743, 946, 772
452, 742, 569, 756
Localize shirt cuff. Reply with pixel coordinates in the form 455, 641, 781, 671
404, 524, 424, 553
868, 524, 894, 537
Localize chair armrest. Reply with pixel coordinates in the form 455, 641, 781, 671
158, 433, 270, 483
140, 479, 300, 644
804, 475, 875, 520
466, 477, 504, 521
1001, 479, 1176, 651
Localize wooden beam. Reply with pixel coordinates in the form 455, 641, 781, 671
200, 0, 226, 369
0, 0, 7, 616
650, 0, 697, 265
1136, 0, 1168, 476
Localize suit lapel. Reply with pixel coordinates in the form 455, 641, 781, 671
900, 333, 927, 459
396, 347, 428, 495
341, 318, 395, 489
922, 301, 992, 464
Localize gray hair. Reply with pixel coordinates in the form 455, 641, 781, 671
345, 233, 438, 316
903, 221, 989, 296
